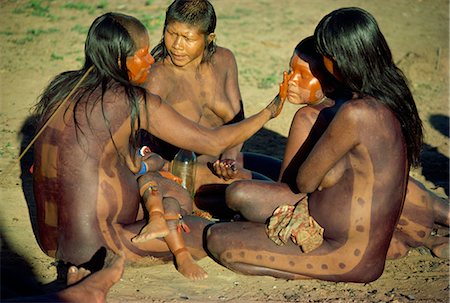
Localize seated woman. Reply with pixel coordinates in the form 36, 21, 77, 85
32, 12, 284, 274
143, 0, 282, 199
207, 10, 448, 283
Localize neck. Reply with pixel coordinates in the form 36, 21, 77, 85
308, 96, 328, 107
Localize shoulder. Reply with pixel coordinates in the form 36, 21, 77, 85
145, 61, 173, 95
147, 61, 170, 81
212, 46, 237, 65
338, 96, 393, 126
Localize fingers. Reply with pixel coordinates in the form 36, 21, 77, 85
279, 70, 289, 101
266, 71, 288, 118
212, 159, 238, 181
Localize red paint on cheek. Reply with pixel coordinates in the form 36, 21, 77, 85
126, 48, 155, 84
288, 54, 323, 104
306, 78, 322, 102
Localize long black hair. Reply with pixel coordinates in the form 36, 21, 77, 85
34, 12, 147, 150
314, 7, 423, 167
151, 0, 216, 63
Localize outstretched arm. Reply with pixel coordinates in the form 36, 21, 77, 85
141, 93, 284, 158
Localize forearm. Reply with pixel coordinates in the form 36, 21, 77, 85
212, 108, 271, 154
221, 143, 242, 161
143, 95, 274, 158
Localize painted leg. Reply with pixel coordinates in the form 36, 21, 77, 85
164, 197, 208, 280
132, 177, 169, 243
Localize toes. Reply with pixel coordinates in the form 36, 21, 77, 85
66, 266, 79, 285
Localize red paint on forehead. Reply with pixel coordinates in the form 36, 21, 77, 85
289, 54, 322, 103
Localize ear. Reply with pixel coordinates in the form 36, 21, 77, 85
207, 33, 216, 44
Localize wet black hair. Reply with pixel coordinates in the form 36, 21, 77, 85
151, 0, 217, 63
34, 12, 148, 151
314, 7, 423, 167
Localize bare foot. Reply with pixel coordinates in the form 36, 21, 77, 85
175, 249, 208, 281
58, 251, 125, 303
67, 266, 91, 286
132, 215, 170, 243
431, 241, 449, 259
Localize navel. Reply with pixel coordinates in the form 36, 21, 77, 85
357, 197, 365, 206
355, 225, 365, 232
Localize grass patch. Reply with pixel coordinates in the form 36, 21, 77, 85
12, 0, 58, 19
257, 73, 279, 89
27, 28, 59, 36
61, 1, 108, 13
71, 24, 89, 35
11, 27, 59, 45
139, 13, 164, 32
50, 52, 64, 60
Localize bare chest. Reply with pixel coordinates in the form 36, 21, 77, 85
163, 69, 235, 127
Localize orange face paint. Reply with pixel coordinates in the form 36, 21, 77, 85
287, 54, 323, 104
126, 47, 155, 84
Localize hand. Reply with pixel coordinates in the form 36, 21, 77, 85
266, 71, 288, 118
211, 159, 238, 181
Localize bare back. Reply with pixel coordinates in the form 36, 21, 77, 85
33, 86, 142, 264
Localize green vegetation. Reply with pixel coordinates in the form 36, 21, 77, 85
61, 1, 108, 14
71, 24, 89, 35
11, 27, 59, 45
257, 73, 279, 89
50, 52, 64, 60
139, 13, 164, 32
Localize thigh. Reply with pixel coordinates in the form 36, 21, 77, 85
226, 180, 303, 222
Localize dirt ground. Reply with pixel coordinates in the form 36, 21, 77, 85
0, 0, 449, 302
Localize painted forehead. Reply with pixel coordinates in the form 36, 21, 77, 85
290, 53, 314, 76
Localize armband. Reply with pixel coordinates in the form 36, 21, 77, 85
136, 161, 148, 176
138, 146, 151, 157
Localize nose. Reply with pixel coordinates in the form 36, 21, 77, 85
172, 36, 183, 50
287, 71, 296, 86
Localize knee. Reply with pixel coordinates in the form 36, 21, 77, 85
163, 197, 181, 215
225, 181, 248, 211
205, 224, 223, 259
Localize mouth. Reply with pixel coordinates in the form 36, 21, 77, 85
170, 53, 186, 61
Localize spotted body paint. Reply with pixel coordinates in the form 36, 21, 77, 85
208, 96, 448, 282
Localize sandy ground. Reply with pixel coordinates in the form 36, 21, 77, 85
0, 0, 449, 302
